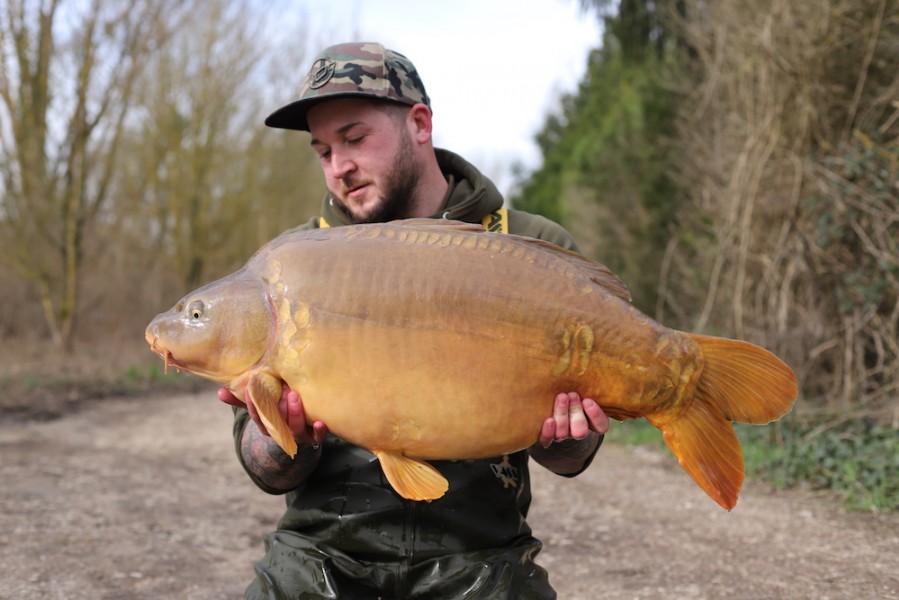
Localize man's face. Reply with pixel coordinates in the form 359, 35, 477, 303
307, 98, 422, 224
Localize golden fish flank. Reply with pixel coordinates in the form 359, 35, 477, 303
145, 218, 797, 509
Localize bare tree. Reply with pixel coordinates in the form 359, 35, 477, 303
115, 0, 324, 295
0, 0, 182, 350
665, 0, 899, 423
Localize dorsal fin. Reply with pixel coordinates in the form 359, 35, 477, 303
389, 218, 632, 302
391, 218, 487, 233
503, 233, 632, 302
353, 218, 632, 303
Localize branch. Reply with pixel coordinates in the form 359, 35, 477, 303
845, 0, 886, 139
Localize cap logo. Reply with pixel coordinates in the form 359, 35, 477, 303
308, 58, 336, 90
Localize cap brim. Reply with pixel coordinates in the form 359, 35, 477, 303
264, 92, 385, 131
265, 93, 422, 131
264, 98, 315, 131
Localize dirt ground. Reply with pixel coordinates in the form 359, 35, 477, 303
1, 390, 897, 600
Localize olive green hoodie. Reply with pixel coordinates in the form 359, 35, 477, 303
289, 148, 581, 253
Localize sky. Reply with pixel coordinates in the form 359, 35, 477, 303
295, 0, 603, 196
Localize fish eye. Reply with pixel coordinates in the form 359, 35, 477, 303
187, 300, 205, 320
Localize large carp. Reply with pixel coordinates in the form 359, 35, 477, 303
145, 219, 797, 509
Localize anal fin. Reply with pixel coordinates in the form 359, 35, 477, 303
374, 450, 449, 501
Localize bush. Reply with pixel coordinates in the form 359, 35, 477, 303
737, 419, 899, 512
610, 415, 899, 512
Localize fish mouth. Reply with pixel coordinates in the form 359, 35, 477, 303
145, 332, 219, 380
153, 347, 193, 376
146, 334, 185, 375
150, 343, 174, 374
160, 350, 177, 374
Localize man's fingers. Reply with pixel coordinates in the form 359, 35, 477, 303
568, 393, 590, 439
286, 390, 306, 436
538, 418, 556, 448
583, 398, 610, 434
246, 396, 270, 437
312, 421, 329, 444
553, 393, 570, 439
216, 387, 245, 409
277, 385, 294, 423
217, 386, 272, 438
541, 393, 609, 447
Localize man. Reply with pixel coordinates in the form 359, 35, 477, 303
219, 42, 609, 599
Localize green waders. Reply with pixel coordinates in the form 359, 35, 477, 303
244, 439, 557, 600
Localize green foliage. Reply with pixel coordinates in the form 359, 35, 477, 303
797, 135, 899, 407
518, 0, 899, 513
611, 417, 898, 512
805, 139, 899, 317
737, 420, 899, 512
513, 0, 899, 510
125, 362, 170, 384
610, 418, 666, 448
512, 3, 684, 314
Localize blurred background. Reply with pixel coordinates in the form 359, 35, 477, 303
1, 0, 897, 510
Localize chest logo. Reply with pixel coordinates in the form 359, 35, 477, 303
490, 455, 519, 489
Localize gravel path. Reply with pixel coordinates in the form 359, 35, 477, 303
1, 391, 896, 599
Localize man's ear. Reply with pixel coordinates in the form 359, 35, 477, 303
408, 103, 433, 143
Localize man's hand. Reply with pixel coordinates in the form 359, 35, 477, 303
217, 386, 328, 446
220, 385, 328, 492
538, 391, 609, 448
529, 391, 609, 476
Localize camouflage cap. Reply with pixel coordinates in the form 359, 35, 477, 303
265, 42, 431, 131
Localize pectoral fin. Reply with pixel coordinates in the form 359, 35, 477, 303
374, 450, 449, 501
247, 371, 298, 458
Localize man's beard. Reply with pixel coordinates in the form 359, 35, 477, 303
334, 133, 422, 225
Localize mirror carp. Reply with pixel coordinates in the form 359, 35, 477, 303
146, 219, 797, 509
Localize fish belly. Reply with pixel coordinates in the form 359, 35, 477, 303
288, 320, 560, 458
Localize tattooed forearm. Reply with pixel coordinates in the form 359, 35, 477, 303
240, 421, 322, 492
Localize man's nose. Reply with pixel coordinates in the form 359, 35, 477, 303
329, 149, 356, 179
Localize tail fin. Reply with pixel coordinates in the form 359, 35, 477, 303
652, 398, 745, 510
652, 334, 798, 510
690, 334, 798, 424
